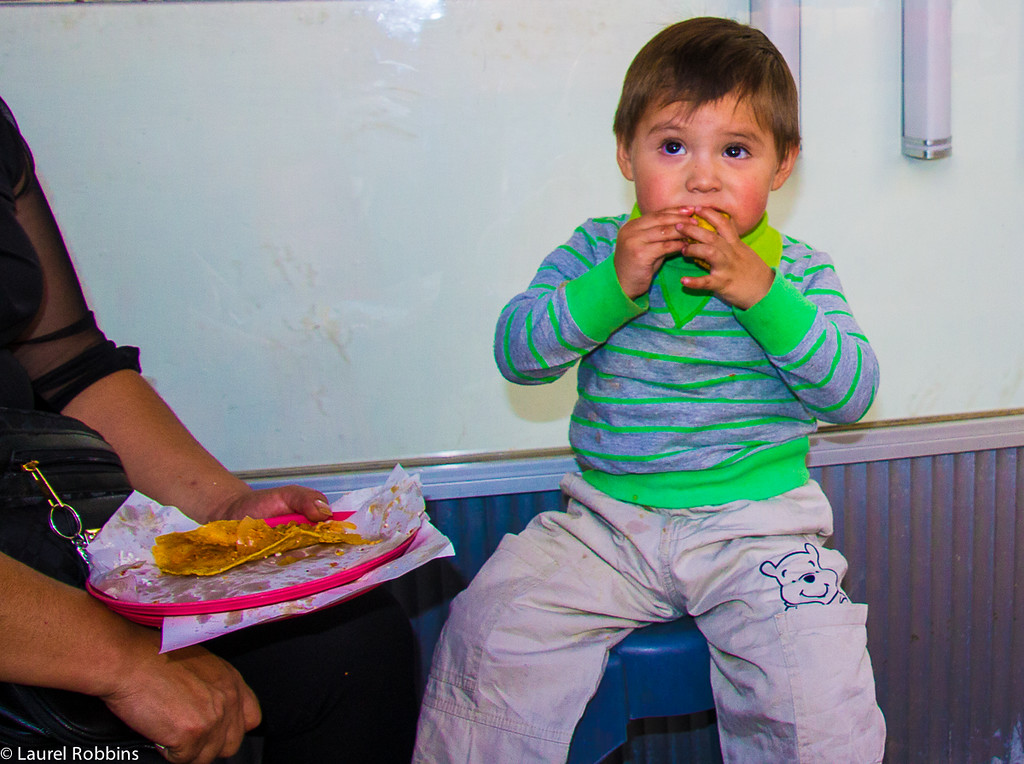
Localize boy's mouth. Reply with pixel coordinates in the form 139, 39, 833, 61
689, 210, 730, 231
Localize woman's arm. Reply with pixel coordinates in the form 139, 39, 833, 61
0, 552, 260, 763
61, 369, 331, 523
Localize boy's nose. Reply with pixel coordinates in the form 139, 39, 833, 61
685, 158, 720, 194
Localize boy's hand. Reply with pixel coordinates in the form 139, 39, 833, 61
613, 207, 693, 299
677, 207, 774, 310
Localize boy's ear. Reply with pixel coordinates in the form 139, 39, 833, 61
771, 145, 800, 191
616, 140, 635, 182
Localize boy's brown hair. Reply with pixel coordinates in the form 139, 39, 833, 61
613, 17, 800, 162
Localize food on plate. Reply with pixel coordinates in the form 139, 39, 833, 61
153, 516, 378, 576
685, 211, 729, 270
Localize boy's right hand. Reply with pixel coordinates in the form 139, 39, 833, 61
613, 207, 694, 299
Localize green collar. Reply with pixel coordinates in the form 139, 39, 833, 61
625, 205, 782, 327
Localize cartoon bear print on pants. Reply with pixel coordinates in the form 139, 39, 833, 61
760, 543, 849, 609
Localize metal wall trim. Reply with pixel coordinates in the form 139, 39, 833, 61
248, 414, 1024, 500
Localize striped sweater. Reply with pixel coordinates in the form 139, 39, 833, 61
494, 213, 879, 508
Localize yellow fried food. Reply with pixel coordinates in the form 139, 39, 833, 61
153, 517, 378, 576
685, 212, 730, 270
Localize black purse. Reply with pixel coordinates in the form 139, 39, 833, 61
0, 407, 161, 757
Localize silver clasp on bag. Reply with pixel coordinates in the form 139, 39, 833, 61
21, 460, 93, 565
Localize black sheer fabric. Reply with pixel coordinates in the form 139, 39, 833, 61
0, 98, 139, 413
0, 102, 39, 410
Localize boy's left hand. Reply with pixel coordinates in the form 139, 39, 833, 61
678, 207, 773, 310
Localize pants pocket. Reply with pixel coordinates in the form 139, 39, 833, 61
775, 603, 886, 763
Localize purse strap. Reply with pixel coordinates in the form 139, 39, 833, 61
20, 460, 92, 564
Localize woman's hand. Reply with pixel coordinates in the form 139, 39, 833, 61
213, 484, 333, 523
102, 635, 261, 764
0, 555, 261, 764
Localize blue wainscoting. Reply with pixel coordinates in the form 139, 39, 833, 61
249, 414, 1024, 763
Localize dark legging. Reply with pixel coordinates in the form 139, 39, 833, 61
210, 586, 418, 763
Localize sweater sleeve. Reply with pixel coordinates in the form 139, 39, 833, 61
494, 218, 645, 385
734, 250, 879, 424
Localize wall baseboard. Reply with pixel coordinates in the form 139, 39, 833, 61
246, 413, 1024, 500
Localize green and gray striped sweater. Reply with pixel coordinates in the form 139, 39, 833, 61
495, 213, 879, 509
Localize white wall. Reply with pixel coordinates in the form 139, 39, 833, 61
0, 0, 1020, 471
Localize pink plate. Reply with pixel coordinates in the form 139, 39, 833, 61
264, 510, 353, 527
86, 512, 416, 627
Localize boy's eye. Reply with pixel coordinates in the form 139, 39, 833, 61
662, 140, 685, 156
724, 145, 750, 159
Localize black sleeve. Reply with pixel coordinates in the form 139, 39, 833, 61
0, 95, 142, 413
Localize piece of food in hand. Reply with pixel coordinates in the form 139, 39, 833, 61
685, 211, 730, 270
152, 516, 378, 576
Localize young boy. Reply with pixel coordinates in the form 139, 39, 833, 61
414, 17, 885, 763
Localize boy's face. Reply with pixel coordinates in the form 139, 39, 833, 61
616, 92, 798, 236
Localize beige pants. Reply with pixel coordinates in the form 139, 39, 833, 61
414, 474, 885, 764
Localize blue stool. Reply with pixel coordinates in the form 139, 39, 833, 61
567, 616, 715, 764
